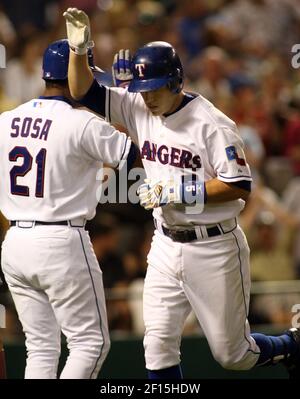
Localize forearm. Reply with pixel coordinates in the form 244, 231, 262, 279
205, 178, 250, 203
68, 50, 94, 99
138, 178, 251, 211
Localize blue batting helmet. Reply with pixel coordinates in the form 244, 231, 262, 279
42, 39, 113, 85
128, 41, 184, 93
42, 39, 70, 81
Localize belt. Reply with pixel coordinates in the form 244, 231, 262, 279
10, 219, 85, 228
154, 218, 237, 243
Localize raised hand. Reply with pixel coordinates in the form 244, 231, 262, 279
63, 7, 94, 55
112, 49, 133, 88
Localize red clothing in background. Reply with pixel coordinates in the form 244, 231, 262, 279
284, 117, 300, 176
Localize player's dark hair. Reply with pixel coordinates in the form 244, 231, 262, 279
44, 79, 68, 88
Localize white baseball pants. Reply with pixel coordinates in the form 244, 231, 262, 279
144, 225, 260, 371
1, 225, 110, 379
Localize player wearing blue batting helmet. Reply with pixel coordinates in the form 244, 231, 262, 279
42, 39, 113, 86
128, 41, 184, 94
42, 39, 70, 81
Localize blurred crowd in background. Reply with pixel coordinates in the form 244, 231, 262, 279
1, 0, 300, 341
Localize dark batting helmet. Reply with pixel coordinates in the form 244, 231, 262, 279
128, 41, 184, 93
42, 39, 113, 85
42, 39, 70, 81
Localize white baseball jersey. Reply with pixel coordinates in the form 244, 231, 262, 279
78, 67, 273, 373
102, 86, 260, 372
106, 88, 251, 227
0, 97, 131, 221
0, 96, 130, 379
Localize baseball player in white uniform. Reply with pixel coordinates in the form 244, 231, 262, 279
64, 8, 300, 379
0, 39, 135, 379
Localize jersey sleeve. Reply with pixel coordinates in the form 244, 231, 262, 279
206, 126, 252, 183
80, 116, 132, 167
105, 87, 139, 144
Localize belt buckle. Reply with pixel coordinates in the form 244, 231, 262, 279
180, 230, 193, 243
171, 229, 194, 243
160, 221, 196, 243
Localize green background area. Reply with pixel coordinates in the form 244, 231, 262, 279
4, 336, 288, 379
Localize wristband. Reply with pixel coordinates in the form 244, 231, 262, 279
69, 46, 88, 55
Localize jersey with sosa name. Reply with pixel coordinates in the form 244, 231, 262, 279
106, 88, 252, 227
0, 98, 131, 221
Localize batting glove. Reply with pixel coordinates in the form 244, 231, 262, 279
137, 179, 206, 210
137, 179, 178, 210
112, 49, 133, 88
63, 7, 94, 55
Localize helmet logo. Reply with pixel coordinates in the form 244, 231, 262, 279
135, 63, 145, 77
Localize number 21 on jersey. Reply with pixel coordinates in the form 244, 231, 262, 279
9, 146, 47, 197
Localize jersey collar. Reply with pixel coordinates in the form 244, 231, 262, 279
38, 95, 73, 106
163, 92, 198, 117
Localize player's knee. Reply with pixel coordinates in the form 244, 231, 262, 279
27, 347, 61, 360
88, 335, 110, 365
92, 334, 111, 364
144, 335, 180, 370
213, 349, 252, 370
67, 331, 110, 364
214, 353, 239, 370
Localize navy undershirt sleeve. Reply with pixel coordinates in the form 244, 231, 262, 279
230, 180, 251, 192
79, 79, 107, 117
126, 143, 137, 170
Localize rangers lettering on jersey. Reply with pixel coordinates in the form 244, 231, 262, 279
140, 140, 202, 169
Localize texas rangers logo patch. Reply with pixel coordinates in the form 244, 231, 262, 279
225, 145, 246, 166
